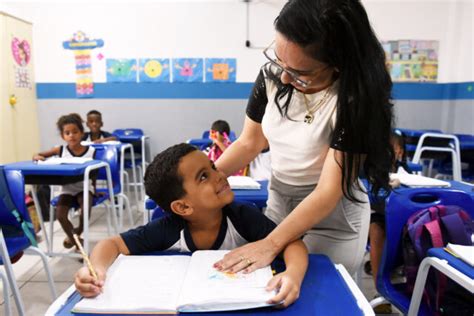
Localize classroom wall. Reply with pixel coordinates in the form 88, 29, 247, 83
1, 0, 473, 155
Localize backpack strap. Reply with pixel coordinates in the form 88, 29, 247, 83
423, 220, 444, 248
440, 213, 472, 245
0, 167, 38, 247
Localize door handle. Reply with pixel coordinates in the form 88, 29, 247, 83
9, 94, 17, 106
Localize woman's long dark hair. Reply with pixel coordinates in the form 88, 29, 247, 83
273, 0, 393, 201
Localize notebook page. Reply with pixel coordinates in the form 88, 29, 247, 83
177, 250, 275, 312
73, 255, 191, 313
390, 173, 450, 188
446, 243, 474, 266
37, 157, 93, 165
227, 176, 261, 190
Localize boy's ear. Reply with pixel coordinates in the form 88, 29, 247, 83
170, 199, 194, 217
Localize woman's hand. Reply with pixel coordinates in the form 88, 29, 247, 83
75, 266, 106, 298
214, 238, 281, 274
266, 270, 303, 308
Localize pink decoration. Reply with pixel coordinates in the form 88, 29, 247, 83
97, 53, 104, 61
11, 38, 31, 66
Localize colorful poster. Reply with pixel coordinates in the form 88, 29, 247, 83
11, 38, 32, 89
63, 31, 104, 97
205, 58, 236, 83
382, 40, 438, 82
172, 58, 203, 82
106, 59, 138, 83
139, 58, 170, 82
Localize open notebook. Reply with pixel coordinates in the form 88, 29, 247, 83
73, 251, 276, 314
389, 173, 450, 188
445, 243, 474, 266
37, 157, 93, 165
227, 176, 261, 190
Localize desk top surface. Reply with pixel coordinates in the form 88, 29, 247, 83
51, 254, 367, 316
4, 160, 103, 176
428, 248, 474, 279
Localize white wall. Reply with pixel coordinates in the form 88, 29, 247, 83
1, 0, 473, 83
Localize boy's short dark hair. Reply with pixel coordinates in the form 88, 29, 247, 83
87, 110, 102, 118
211, 120, 230, 135
57, 113, 84, 133
144, 143, 198, 213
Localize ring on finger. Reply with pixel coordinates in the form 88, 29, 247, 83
239, 256, 245, 263
246, 258, 253, 266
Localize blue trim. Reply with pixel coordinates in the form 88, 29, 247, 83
37, 82, 473, 100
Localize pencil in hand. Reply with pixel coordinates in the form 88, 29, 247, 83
73, 234, 98, 280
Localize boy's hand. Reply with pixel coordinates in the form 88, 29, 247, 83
33, 155, 45, 161
266, 270, 302, 308
75, 266, 106, 297
93, 139, 104, 144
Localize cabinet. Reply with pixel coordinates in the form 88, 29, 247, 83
0, 12, 40, 164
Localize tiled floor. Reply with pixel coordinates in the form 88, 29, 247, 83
0, 201, 401, 315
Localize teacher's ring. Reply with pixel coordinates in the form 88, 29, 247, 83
239, 256, 245, 263
246, 258, 253, 266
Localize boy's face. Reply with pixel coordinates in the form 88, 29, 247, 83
176, 150, 234, 215
86, 114, 103, 133
61, 123, 84, 147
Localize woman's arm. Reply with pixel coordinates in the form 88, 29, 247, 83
215, 148, 345, 272
215, 116, 268, 176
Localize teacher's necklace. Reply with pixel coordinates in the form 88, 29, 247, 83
302, 88, 331, 124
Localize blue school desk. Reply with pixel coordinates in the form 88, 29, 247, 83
187, 138, 213, 150
4, 160, 116, 256
46, 254, 374, 316
407, 248, 474, 316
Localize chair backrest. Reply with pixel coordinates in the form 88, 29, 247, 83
0, 168, 35, 239
378, 188, 474, 314
112, 128, 144, 138
94, 145, 121, 194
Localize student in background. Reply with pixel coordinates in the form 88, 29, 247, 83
75, 143, 308, 308
206, 120, 232, 163
368, 132, 412, 285
33, 113, 96, 249
82, 110, 117, 143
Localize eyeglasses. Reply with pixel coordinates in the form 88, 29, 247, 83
263, 42, 313, 88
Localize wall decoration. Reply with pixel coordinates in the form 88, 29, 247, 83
382, 40, 438, 82
11, 37, 32, 89
172, 58, 203, 82
63, 31, 104, 97
139, 58, 170, 82
106, 59, 138, 83
205, 58, 236, 83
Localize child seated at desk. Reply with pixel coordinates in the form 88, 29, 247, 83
75, 143, 308, 308
82, 110, 117, 144
205, 120, 245, 176
33, 113, 96, 249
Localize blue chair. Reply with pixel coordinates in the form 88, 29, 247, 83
49, 146, 124, 255
0, 167, 57, 315
113, 129, 149, 201
375, 188, 474, 315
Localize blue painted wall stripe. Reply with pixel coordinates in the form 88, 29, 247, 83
37, 82, 473, 100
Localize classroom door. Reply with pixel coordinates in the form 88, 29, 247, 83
0, 12, 40, 164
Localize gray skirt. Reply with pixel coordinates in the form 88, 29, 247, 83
265, 175, 370, 275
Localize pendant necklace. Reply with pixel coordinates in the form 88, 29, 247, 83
302, 88, 331, 124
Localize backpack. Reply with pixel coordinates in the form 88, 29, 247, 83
0, 166, 38, 248
402, 205, 474, 315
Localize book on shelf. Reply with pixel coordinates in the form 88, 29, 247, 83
73, 250, 276, 314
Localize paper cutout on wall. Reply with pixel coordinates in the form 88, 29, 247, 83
63, 31, 104, 97
139, 58, 170, 82
11, 37, 32, 89
173, 58, 203, 82
382, 40, 438, 82
106, 59, 138, 82
205, 58, 236, 83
